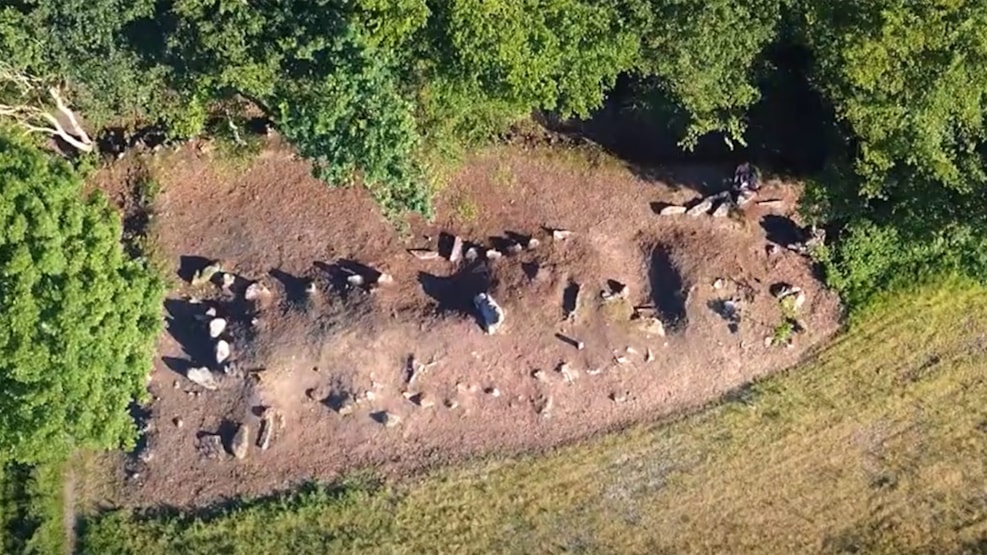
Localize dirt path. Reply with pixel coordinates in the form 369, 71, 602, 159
93, 138, 841, 508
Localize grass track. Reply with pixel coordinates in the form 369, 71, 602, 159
79, 278, 987, 554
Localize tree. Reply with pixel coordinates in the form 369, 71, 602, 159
0, 64, 95, 152
798, 0, 987, 197
0, 130, 163, 463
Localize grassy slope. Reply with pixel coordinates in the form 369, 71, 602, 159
80, 279, 987, 554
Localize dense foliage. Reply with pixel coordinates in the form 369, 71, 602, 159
0, 132, 163, 463
0, 0, 985, 301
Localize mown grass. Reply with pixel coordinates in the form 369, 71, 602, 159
80, 278, 987, 554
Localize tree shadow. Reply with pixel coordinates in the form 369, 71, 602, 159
539, 44, 837, 194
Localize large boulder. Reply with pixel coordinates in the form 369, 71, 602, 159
473, 293, 505, 334
230, 424, 249, 459
186, 367, 218, 390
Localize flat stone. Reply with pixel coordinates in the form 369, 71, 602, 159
408, 393, 435, 408
449, 236, 464, 263
526, 238, 541, 249
711, 201, 730, 218
230, 424, 249, 459
409, 249, 439, 260
659, 205, 687, 216
257, 413, 276, 450
244, 282, 270, 300
346, 274, 365, 287
221, 273, 236, 289
486, 249, 503, 260
552, 229, 572, 240
377, 273, 394, 285
686, 198, 713, 216
186, 367, 218, 390
191, 263, 222, 286
757, 199, 785, 209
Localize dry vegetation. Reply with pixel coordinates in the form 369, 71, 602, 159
78, 278, 987, 554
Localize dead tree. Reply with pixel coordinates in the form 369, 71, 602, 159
0, 64, 93, 152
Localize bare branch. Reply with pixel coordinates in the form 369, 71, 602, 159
48, 86, 92, 145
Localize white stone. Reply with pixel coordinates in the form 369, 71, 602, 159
208, 318, 227, 338
215, 340, 231, 364
186, 367, 218, 390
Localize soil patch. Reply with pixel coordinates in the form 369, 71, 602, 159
90, 138, 841, 508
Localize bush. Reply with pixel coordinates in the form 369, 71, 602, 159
0, 131, 163, 463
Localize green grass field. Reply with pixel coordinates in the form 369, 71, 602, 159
75, 278, 987, 554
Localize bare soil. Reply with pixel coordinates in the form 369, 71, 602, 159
93, 137, 841, 508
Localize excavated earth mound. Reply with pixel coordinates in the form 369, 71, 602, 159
94, 140, 841, 507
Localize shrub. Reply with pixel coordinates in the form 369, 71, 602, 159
0, 131, 163, 463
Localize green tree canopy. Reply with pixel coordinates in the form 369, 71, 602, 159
0, 131, 163, 463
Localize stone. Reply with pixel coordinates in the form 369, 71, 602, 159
737, 189, 756, 207
205, 307, 217, 317
191, 263, 222, 286
757, 199, 785, 209
586, 368, 602, 376
552, 229, 572, 240
408, 392, 435, 408
215, 340, 231, 364
486, 249, 503, 260
196, 434, 225, 460
337, 402, 355, 416
532, 370, 547, 382
793, 290, 807, 310
506, 242, 523, 255
221, 272, 236, 290
444, 398, 459, 410
473, 293, 505, 334
449, 236, 464, 263
305, 281, 317, 294
208, 318, 227, 338
373, 411, 401, 427
465, 247, 479, 261
409, 249, 439, 260
646, 348, 655, 363
526, 238, 541, 249
659, 205, 687, 216
766, 243, 779, 256
230, 424, 249, 459
557, 362, 576, 384
713, 278, 725, 290
186, 367, 218, 390
601, 281, 629, 302
686, 197, 713, 216
484, 387, 501, 397
611, 391, 630, 404
257, 414, 274, 450
377, 273, 394, 286
638, 317, 666, 337
346, 274, 365, 287
173, 417, 183, 428
615, 356, 629, 364
770, 282, 800, 299
711, 201, 730, 218
245, 282, 270, 301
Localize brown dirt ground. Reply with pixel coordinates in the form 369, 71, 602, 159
90, 137, 841, 508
